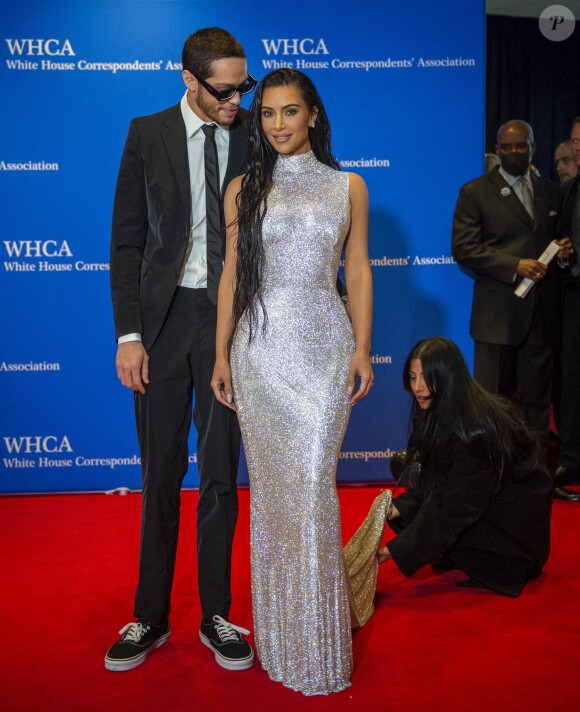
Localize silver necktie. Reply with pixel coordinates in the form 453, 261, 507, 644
516, 176, 534, 218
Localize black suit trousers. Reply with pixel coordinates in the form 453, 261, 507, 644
558, 277, 580, 468
473, 309, 553, 447
133, 287, 240, 624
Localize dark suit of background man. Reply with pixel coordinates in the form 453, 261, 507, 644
451, 120, 572, 480
106, 28, 257, 673
553, 117, 580, 498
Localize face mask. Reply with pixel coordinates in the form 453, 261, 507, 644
500, 151, 530, 176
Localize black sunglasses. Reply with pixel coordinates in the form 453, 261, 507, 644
194, 72, 257, 102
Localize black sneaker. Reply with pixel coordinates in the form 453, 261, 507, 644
199, 615, 254, 671
105, 620, 170, 671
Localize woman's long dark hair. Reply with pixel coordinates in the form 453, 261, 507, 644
232, 69, 340, 343
403, 337, 533, 488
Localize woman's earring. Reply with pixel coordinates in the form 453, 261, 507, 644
310, 120, 316, 128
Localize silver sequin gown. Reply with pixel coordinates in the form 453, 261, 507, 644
230, 151, 355, 695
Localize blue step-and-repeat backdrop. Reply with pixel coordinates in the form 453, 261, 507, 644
1, 0, 485, 493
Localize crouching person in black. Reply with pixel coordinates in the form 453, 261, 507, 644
378, 337, 552, 598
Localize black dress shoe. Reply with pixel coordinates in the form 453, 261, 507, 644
455, 578, 489, 590
553, 464, 580, 487
553, 485, 580, 502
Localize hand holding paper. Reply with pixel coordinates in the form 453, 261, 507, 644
514, 241, 560, 298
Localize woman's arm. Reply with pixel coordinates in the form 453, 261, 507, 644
210, 175, 243, 411
344, 173, 373, 404
386, 446, 497, 577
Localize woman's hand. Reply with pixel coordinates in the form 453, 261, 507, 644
347, 351, 374, 405
211, 359, 236, 411
377, 545, 392, 564
387, 504, 400, 521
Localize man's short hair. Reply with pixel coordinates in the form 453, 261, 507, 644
182, 28, 245, 79
573, 116, 580, 128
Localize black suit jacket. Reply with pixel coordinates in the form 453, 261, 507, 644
560, 174, 579, 232
451, 166, 561, 346
559, 175, 580, 282
387, 438, 552, 597
110, 102, 248, 350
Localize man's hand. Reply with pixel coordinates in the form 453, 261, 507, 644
516, 258, 548, 282
556, 237, 573, 261
116, 342, 149, 394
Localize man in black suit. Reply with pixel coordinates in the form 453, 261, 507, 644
553, 117, 580, 496
106, 28, 256, 672
451, 120, 572, 487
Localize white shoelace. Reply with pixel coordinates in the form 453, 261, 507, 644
118, 622, 149, 642
212, 615, 250, 642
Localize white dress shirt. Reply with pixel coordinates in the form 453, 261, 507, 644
178, 90, 230, 289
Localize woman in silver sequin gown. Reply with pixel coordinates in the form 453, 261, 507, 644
211, 70, 374, 695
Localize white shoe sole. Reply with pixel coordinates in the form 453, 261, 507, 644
199, 631, 254, 671
104, 631, 170, 672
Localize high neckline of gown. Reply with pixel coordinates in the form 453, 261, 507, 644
273, 150, 318, 174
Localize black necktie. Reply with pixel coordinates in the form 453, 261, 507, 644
201, 123, 222, 304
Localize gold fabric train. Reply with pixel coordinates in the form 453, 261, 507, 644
344, 489, 393, 629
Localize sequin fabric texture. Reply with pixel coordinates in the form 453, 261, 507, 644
230, 151, 355, 695
345, 489, 392, 629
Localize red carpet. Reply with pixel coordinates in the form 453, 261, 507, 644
2, 486, 580, 712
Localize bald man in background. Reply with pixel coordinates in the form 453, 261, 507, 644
452, 120, 572, 496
